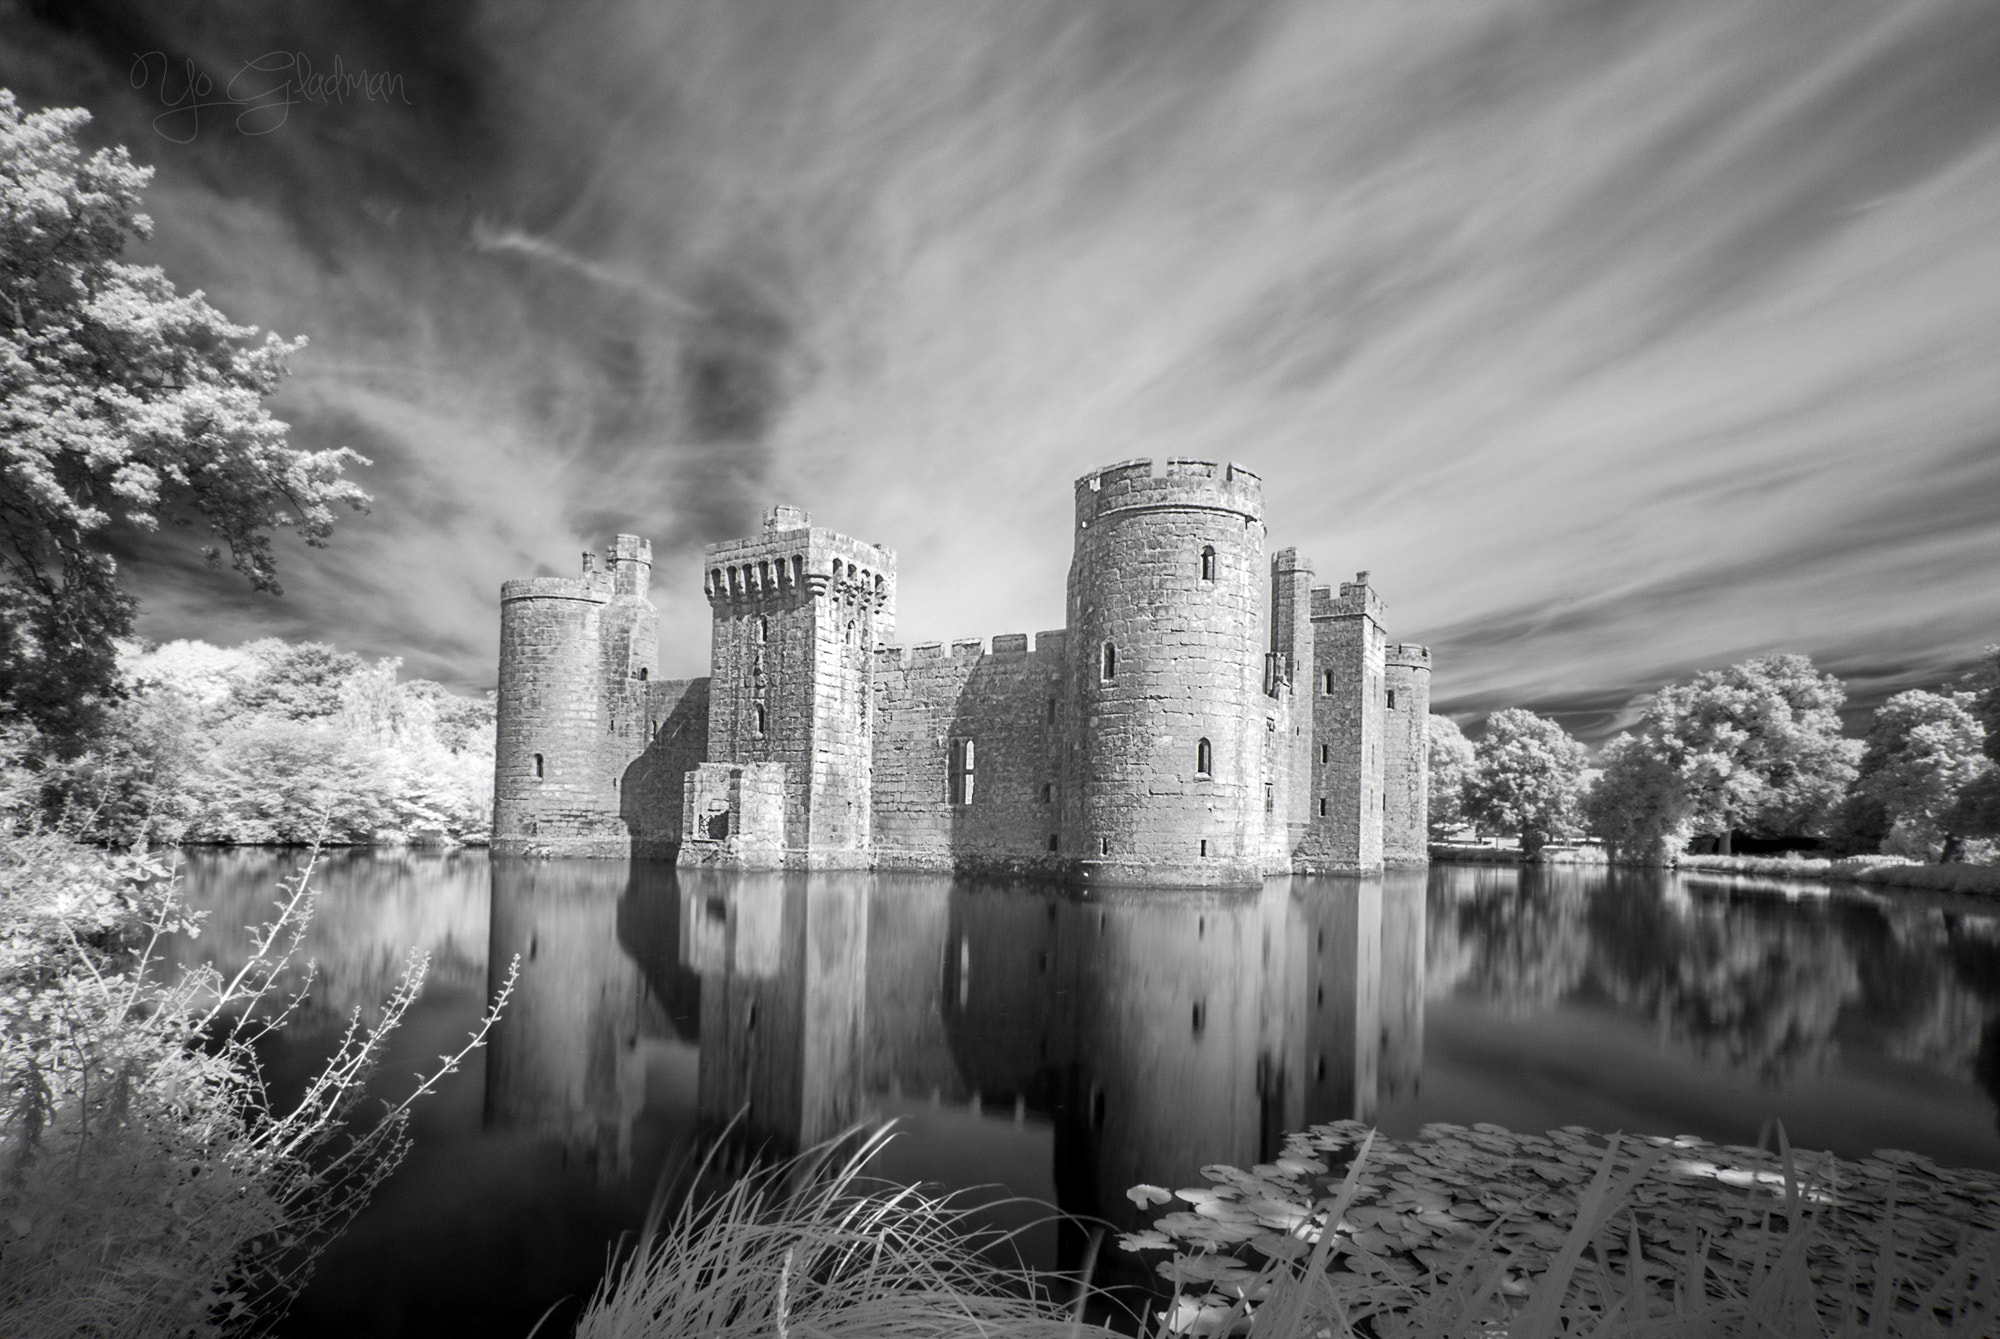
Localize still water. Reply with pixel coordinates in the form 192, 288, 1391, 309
170, 852, 2000, 1337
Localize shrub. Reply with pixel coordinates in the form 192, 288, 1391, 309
0, 821, 515, 1335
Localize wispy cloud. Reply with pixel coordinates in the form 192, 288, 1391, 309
5, 0, 1997, 736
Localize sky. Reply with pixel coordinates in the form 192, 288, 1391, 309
5, 0, 1999, 743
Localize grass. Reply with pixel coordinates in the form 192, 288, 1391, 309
572, 1124, 1116, 1339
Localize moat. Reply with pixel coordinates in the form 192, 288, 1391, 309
171, 853, 2000, 1339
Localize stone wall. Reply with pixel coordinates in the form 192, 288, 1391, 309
871, 634, 1067, 875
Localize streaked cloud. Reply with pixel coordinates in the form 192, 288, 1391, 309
5, 0, 1997, 738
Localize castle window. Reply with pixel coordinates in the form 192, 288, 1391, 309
1265, 782, 1275, 813
1200, 545, 1216, 581
1191, 1000, 1206, 1034
1101, 642, 1116, 682
638, 667, 649, 681
1199, 839, 1208, 857
1387, 689, 1397, 709
534, 753, 544, 779
792, 555, 803, 585
1321, 744, 1330, 765
1322, 669, 1335, 694
755, 615, 767, 643
1046, 697, 1057, 724
1319, 797, 1327, 817
754, 703, 766, 736
1196, 738, 1212, 777
1042, 782, 1054, 803
1101, 837, 1110, 856
949, 738, 976, 805
1048, 833, 1059, 851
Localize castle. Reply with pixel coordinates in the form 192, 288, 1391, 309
492, 458, 1431, 885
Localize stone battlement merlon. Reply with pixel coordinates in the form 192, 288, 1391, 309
1072, 457, 1263, 529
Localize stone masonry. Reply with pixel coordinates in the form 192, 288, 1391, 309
491, 459, 1431, 884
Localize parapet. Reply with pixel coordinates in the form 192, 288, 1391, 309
1387, 643, 1431, 669
1311, 571, 1386, 624
765, 504, 811, 532
500, 575, 610, 604
1072, 457, 1263, 529
990, 633, 1029, 655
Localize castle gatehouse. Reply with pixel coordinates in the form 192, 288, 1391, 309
492, 459, 1430, 885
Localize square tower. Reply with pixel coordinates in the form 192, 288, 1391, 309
691, 506, 895, 864
1299, 573, 1387, 872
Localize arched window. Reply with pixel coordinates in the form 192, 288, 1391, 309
1101, 642, 1116, 682
1323, 669, 1335, 694
1196, 737, 1212, 777
755, 615, 768, 643
754, 703, 766, 736
638, 667, 649, 681
1386, 689, 1397, 709
533, 753, 544, 779
1200, 545, 1216, 581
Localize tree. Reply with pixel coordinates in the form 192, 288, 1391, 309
1948, 647, 2000, 845
1851, 689, 1990, 862
1584, 730, 1694, 867
1594, 655, 1860, 859
1426, 712, 1475, 837
1463, 708, 1588, 860
0, 91, 366, 742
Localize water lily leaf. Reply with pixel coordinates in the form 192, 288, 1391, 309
1118, 1230, 1175, 1252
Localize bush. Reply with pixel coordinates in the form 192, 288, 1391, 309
0, 816, 514, 1335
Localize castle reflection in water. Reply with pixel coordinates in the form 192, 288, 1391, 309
482, 861, 1425, 1259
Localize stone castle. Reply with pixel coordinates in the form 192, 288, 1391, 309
492, 458, 1431, 885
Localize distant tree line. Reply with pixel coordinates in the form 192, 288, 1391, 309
18, 637, 495, 848
1431, 650, 2000, 866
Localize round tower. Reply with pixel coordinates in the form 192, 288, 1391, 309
1064, 459, 1266, 886
1382, 644, 1432, 867
493, 563, 612, 856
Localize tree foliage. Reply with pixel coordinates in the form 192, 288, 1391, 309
46, 637, 495, 848
1850, 689, 1991, 862
1426, 712, 1475, 837
1463, 708, 1587, 859
0, 91, 366, 741
1584, 655, 1861, 862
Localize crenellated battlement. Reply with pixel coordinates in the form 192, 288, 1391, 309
874, 631, 1059, 673
1073, 457, 1263, 529
703, 514, 894, 613
1312, 571, 1386, 624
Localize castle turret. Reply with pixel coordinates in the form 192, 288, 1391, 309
1299, 573, 1388, 873
494, 535, 671, 857
1382, 644, 1432, 867
684, 506, 895, 866
1064, 459, 1267, 886
493, 558, 616, 856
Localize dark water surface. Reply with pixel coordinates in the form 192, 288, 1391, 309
170, 852, 2000, 1338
